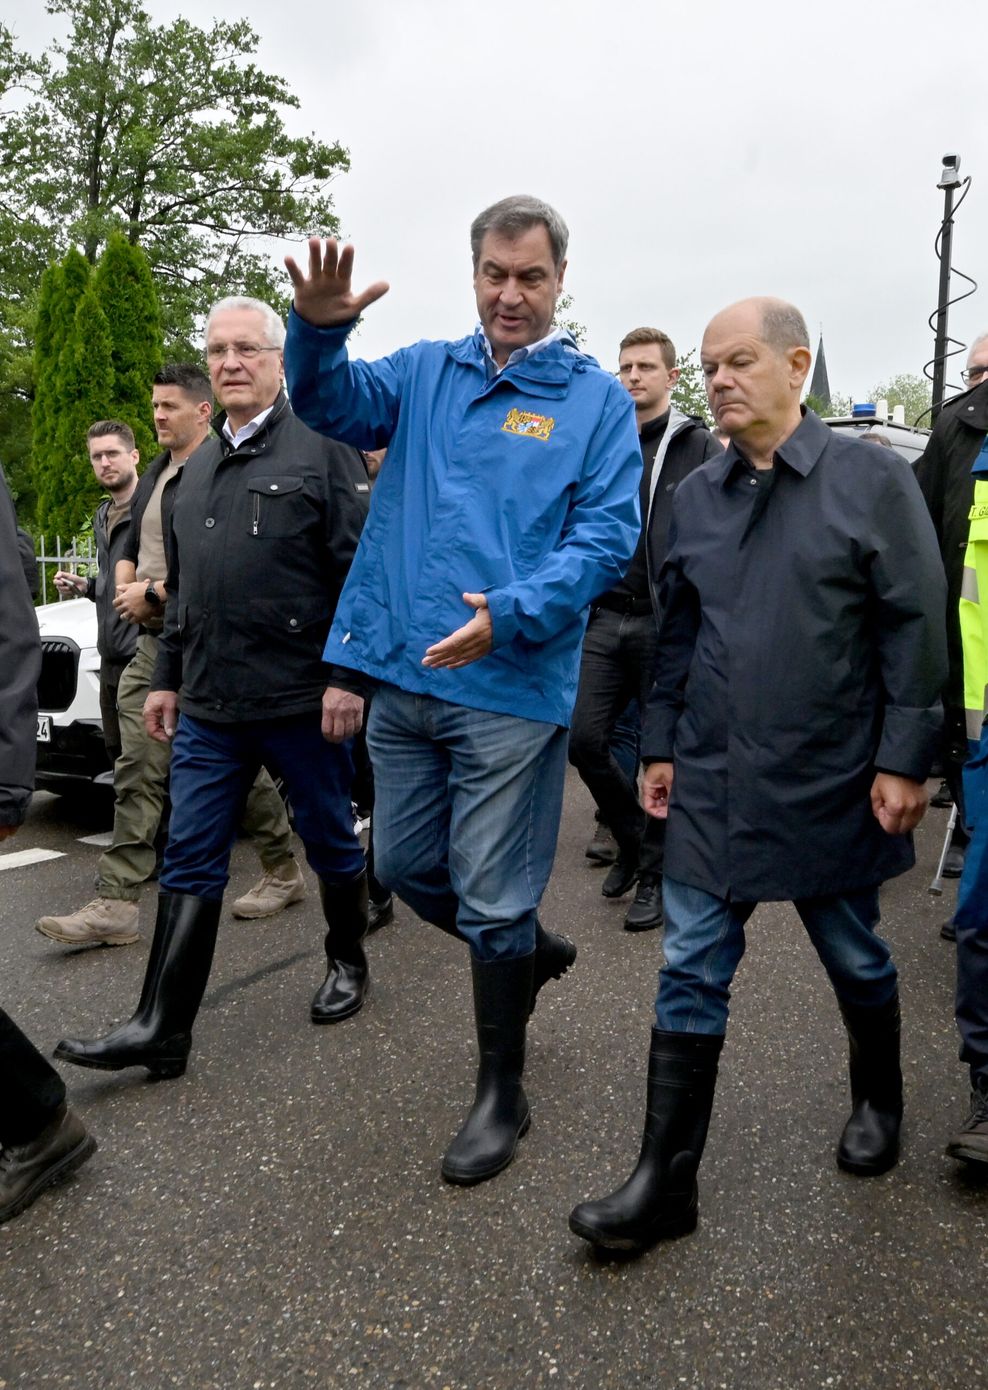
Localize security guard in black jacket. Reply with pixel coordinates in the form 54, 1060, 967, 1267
56, 297, 371, 1081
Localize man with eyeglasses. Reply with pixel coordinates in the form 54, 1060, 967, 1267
53, 420, 141, 766
55, 299, 371, 1081
37, 368, 301, 949
915, 333, 988, 920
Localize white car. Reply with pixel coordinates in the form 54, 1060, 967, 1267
35, 596, 112, 797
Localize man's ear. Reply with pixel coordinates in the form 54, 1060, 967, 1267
668, 367, 681, 388
789, 345, 811, 389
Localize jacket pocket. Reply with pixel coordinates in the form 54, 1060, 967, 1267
246, 476, 307, 538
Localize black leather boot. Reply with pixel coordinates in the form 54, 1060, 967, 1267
836, 992, 902, 1175
311, 872, 370, 1024
441, 952, 535, 1186
54, 893, 221, 1079
569, 1027, 724, 1252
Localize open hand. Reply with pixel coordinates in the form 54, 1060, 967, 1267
285, 238, 390, 327
422, 594, 493, 670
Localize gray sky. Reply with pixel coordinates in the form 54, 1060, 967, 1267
14, 0, 988, 402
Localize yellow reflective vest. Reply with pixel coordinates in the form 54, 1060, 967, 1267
961, 478, 988, 739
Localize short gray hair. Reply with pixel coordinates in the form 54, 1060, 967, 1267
470, 195, 569, 270
760, 300, 810, 352
969, 332, 988, 359
205, 296, 286, 349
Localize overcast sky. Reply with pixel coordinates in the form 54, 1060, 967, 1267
15, 0, 988, 402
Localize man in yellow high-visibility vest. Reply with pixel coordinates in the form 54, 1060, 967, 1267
947, 451, 988, 1166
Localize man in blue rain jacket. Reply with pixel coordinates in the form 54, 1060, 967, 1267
284, 194, 641, 1188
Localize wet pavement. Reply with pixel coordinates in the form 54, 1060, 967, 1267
1, 778, 986, 1389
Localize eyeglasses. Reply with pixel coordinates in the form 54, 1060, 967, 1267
205, 342, 282, 362
961, 364, 988, 385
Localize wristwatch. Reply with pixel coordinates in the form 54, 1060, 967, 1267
144, 582, 162, 608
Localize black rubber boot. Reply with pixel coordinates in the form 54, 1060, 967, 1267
530, 920, 577, 1015
836, 992, 903, 1176
54, 893, 221, 1079
441, 952, 535, 1186
429, 910, 574, 1018
569, 1027, 724, 1253
311, 872, 370, 1024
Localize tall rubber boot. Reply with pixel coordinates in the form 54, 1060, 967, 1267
53, 893, 221, 1079
311, 871, 369, 1024
836, 992, 902, 1175
441, 952, 535, 1186
569, 1027, 724, 1252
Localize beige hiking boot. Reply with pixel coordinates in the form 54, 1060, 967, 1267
35, 897, 140, 946
231, 859, 306, 920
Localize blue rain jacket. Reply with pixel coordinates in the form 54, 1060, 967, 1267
284, 311, 641, 726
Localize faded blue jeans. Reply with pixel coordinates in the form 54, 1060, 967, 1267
656, 875, 898, 1034
366, 684, 567, 961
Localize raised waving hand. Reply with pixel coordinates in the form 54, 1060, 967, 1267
285, 237, 390, 326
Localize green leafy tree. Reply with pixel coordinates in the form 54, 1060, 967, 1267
40, 282, 116, 538
672, 348, 712, 425
552, 292, 586, 348
869, 373, 933, 428
1, 0, 347, 350
93, 230, 161, 460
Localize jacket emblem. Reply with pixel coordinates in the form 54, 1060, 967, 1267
501, 408, 555, 441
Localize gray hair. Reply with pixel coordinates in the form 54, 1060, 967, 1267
969, 332, 988, 360
470, 195, 569, 270
760, 300, 810, 352
205, 296, 286, 349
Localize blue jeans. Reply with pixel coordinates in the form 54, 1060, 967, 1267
366, 684, 567, 961
955, 729, 988, 1084
656, 875, 898, 1034
160, 713, 364, 901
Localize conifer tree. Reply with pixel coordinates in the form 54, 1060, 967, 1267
32, 247, 92, 537
93, 231, 162, 461
41, 283, 116, 539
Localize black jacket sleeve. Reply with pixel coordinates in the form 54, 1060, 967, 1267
150, 507, 183, 694
641, 504, 701, 763
0, 473, 41, 827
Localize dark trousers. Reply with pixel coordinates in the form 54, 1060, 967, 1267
160, 712, 364, 901
98, 657, 132, 767
0, 1007, 66, 1146
568, 607, 664, 876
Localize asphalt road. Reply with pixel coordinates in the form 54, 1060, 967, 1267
1, 777, 985, 1390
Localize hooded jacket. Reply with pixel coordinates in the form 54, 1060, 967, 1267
284, 311, 642, 728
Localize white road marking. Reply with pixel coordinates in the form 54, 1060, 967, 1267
0, 847, 66, 871
78, 832, 113, 847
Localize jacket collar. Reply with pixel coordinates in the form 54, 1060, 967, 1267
213, 389, 290, 445
942, 377, 988, 432
444, 332, 585, 393
716, 407, 829, 487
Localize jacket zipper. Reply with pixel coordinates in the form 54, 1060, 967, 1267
252, 493, 260, 536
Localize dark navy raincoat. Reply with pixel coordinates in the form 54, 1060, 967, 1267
643, 409, 948, 901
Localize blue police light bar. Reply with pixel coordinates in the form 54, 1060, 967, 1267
851, 403, 876, 417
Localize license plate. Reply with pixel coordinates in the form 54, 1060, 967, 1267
37, 715, 52, 743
